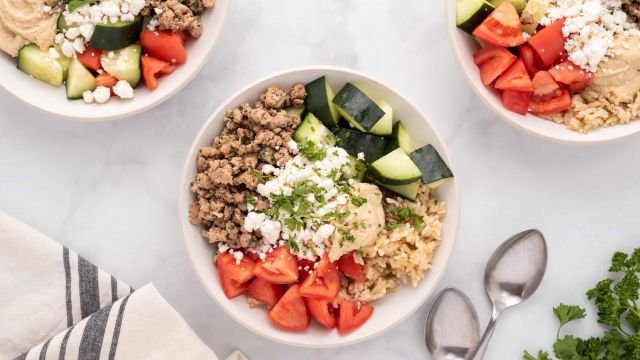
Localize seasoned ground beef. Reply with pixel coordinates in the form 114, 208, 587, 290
189, 84, 306, 248
623, 0, 640, 24
143, 0, 214, 38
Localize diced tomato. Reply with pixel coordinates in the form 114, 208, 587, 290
253, 247, 299, 284
472, 2, 525, 47
337, 253, 366, 283
518, 44, 541, 78
95, 73, 118, 88
336, 300, 374, 335
78, 48, 102, 72
141, 55, 170, 91
140, 30, 187, 64
548, 61, 594, 92
529, 71, 572, 115
528, 18, 566, 67
268, 285, 309, 332
473, 46, 517, 85
299, 253, 340, 301
297, 258, 316, 282
246, 277, 286, 307
305, 298, 336, 328
217, 252, 256, 299
160, 64, 178, 75
495, 59, 533, 92
244, 252, 260, 262
501, 90, 532, 115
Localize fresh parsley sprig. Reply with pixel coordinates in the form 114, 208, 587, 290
523, 248, 640, 360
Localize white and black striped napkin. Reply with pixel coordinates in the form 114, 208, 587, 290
0, 210, 219, 360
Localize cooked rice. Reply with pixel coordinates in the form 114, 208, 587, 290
338, 184, 446, 303
547, 89, 640, 133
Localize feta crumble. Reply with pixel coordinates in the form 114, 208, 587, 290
93, 86, 111, 103
113, 80, 135, 99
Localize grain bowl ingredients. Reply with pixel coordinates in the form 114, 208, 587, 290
189, 77, 453, 335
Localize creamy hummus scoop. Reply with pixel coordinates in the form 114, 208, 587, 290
0, 0, 58, 56
589, 35, 640, 103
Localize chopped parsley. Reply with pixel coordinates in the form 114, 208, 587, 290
247, 197, 257, 206
286, 235, 300, 252
340, 233, 356, 247
385, 221, 400, 231
284, 217, 304, 232
391, 206, 424, 229
300, 140, 327, 161
351, 196, 367, 207
253, 170, 271, 181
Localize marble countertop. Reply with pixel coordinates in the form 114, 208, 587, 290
2, 0, 639, 358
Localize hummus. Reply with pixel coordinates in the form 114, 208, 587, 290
589, 35, 640, 103
0, 0, 58, 57
328, 182, 385, 262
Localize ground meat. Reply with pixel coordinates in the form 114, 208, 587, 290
189, 84, 305, 249
143, 0, 214, 38
623, 0, 640, 23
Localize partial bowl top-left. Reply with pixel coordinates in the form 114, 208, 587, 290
0, 0, 228, 121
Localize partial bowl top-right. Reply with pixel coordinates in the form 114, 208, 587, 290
447, 0, 640, 144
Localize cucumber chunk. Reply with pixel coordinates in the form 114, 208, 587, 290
521, 0, 549, 34
285, 106, 305, 119
335, 128, 388, 163
345, 157, 366, 181
100, 44, 142, 87
305, 76, 340, 129
368, 101, 393, 136
333, 83, 386, 132
17, 44, 64, 87
410, 145, 454, 189
386, 121, 416, 155
372, 177, 421, 201
66, 58, 97, 99
369, 148, 422, 185
489, 0, 527, 13
456, 0, 495, 34
89, 16, 143, 50
293, 113, 336, 147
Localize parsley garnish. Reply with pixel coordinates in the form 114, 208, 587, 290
284, 217, 304, 232
247, 197, 257, 206
385, 222, 400, 231
300, 140, 327, 161
351, 196, 367, 207
253, 170, 271, 181
390, 207, 423, 229
523, 248, 640, 360
286, 235, 300, 252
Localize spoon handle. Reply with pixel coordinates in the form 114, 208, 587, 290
469, 308, 501, 360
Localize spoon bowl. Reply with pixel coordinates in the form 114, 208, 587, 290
425, 288, 480, 360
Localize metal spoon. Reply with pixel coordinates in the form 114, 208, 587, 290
469, 229, 548, 360
425, 288, 481, 360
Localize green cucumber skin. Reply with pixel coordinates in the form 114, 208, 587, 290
333, 83, 385, 131
369, 149, 422, 186
100, 44, 142, 87
410, 145, 454, 187
305, 76, 339, 128
293, 113, 336, 147
371, 177, 420, 201
386, 122, 415, 154
335, 128, 388, 163
457, 0, 495, 34
369, 167, 421, 186
17, 44, 64, 87
88, 16, 143, 50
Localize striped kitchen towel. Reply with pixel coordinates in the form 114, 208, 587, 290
0, 210, 218, 360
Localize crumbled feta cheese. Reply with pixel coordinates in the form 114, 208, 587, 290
82, 90, 95, 104
233, 251, 244, 264
48, 47, 60, 59
287, 139, 299, 154
154, 7, 163, 14
244, 212, 266, 232
120, 2, 129, 13
79, 24, 95, 40
65, 27, 80, 40
72, 38, 85, 54
260, 220, 281, 244
60, 40, 75, 58
55, 33, 65, 44
120, 13, 135, 22
113, 80, 134, 99
128, 0, 145, 14
357, 152, 365, 161
99, 1, 120, 17
93, 86, 111, 104
218, 243, 229, 253
43, 5, 52, 13
259, 253, 267, 260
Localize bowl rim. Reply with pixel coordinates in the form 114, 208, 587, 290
178, 65, 461, 348
0, 0, 229, 122
445, 0, 640, 145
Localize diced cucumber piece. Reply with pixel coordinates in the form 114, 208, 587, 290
57, 13, 73, 31
100, 44, 141, 87
56, 52, 71, 80
17, 44, 64, 87
335, 128, 387, 163
386, 122, 415, 155
521, 0, 549, 34
345, 157, 366, 181
305, 76, 340, 128
372, 178, 421, 201
66, 58, 97, 99
333, 83, 385, 132
368, 101, 393, 136
456, 0, 495, 34
89, 16, 143, 50
369, 148, 422, 185
293, 113, 336, 147
285, 106, 306, 119
488, 0, 527, 13
410, 145, 454, 189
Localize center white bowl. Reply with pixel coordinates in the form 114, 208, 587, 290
446, 0, 640, 144
0, 0, 228, 121
179, 66, 460, 348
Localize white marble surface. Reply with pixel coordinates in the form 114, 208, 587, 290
1, 0, 639, 359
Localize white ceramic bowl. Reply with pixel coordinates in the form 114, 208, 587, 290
446, 1, 640, 144
179, 66, 460, 348
0, 0, 228, 121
